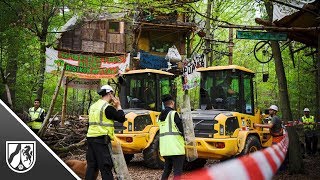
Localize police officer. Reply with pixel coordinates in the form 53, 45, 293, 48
159, 94, 185, 180
85, 85, 125, 180
301, 108, 318, 155
27, 99, 45, 134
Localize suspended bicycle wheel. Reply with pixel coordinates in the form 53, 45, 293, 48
254, 41, 273, 64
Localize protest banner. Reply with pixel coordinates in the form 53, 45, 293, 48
182, 54, 206, 90
46, 48, 130, 79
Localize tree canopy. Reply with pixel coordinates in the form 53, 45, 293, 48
0, 0, 318, 121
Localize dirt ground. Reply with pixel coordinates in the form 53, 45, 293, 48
273, 154, 320, 180
62, 149, 320, 180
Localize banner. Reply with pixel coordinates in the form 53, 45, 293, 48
46, 48, 130, 79
182, 54, 206, 90
63, 78, 101, 90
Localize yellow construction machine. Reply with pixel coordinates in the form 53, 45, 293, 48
114, 69, 174, 168
187, 65, 272, 167
114, 65, 272, 170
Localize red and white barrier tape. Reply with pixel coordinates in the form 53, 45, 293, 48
182, 132, 289, 180
286, 121, 320, 127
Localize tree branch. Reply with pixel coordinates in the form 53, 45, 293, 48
218, 24, 320, 32
0, 0, 19, 17
186, 3, 233, 25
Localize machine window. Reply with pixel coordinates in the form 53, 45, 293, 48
244, 75, 253, 114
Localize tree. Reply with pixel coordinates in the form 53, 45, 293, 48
0, 1, 23, 109
264, 0, 304, 174
0, 0, 100, 101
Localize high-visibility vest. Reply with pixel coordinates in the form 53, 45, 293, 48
302, 115, 315, 130
87, 99, 114, 140
27, 107, 45, 130
159, 111, 185, 156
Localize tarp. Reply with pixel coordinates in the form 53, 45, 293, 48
273, 0, 316, 21
139, 51, 168, 69
46, 48, 130, 79
55, 15, 78, 40
271, 0, 319, 47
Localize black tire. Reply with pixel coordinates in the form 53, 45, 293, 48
239, 135, 262, 156
143, 133, 164, 169
183, 158, 207, 171
124, 154, 134, 163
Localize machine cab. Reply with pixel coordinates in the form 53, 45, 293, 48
198, 65, 255, 114
119, 69, 175, 112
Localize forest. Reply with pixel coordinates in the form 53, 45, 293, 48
0, 0, 318, 120
1, 0, 319, 179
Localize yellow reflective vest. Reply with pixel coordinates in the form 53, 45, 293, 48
302, 115, 315, 131
27, 107, 45, 130
159, 111, 185, 156
87, 99, 114, 140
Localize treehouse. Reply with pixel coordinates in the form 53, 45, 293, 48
58, 13, 127, 55
57, 10, 197, 71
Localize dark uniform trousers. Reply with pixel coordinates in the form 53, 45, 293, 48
85, 136, 113, 180
305, 131, 318, 155
161, 155, 185, 180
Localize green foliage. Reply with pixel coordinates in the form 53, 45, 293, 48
0, 0, 317, 121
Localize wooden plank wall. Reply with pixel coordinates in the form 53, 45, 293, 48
59, 20, 126, 54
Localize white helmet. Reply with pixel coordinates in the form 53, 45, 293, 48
303, 108, 310, 112
269, 105, 278, 111
98, 85, 114, 95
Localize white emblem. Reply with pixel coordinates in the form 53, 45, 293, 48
6, 141, 36, 173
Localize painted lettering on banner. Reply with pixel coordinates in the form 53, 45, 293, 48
63, 78, 101, 90
46, 48, 130, 79
182, 54, 206, 90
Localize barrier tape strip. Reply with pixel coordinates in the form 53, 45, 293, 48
182, 131, 289, 180
285, 121, 320, 127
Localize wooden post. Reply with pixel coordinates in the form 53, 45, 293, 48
87, 90, 92, 115
186, 33, 191, 58
228, 28, 234, 65
38, 64, 66, 137
61, 77, 68, 127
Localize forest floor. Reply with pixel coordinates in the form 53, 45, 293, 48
51, 117, 319, 179
61, 149, 320, 180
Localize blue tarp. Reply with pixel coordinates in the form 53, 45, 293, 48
139, 51, 168, 69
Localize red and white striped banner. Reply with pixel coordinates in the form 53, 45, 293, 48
182, 132, 289, 180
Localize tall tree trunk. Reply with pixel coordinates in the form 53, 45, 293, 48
205, 0, 212, 67
5, 31, 19, 109
80, 90, 86, 115
38, 63, 66, 137
265, 1, 303, 174
0, 40, 12, 109
316, 35, 320, 121
36, 36, 47, 100
269, 41, 292, 121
